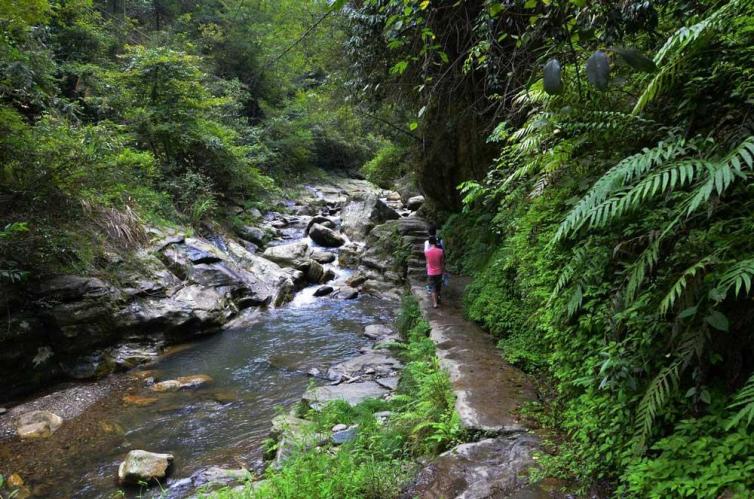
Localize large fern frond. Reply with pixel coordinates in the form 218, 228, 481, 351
726, 373, 754, 429
554, 137, 689, 241
633, 0, 753, 114
633, 327, 706, 453
713, 258, 754, 300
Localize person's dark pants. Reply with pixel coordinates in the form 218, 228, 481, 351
428, 274, 443, 295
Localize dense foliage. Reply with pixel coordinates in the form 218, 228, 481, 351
347, 0, 754, 495
0, 0, 385, 277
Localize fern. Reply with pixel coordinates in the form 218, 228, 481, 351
634, 327, 706, 453
557, 136, 754, 241
714, 258, 754, 300
726, 373, 754, 429
633, 0, 753, 114
658, 257, 715, 316
555, 137, 689, 241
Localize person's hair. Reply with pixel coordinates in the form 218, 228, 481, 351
428, 236, 437, 246
428, 224, 437, 236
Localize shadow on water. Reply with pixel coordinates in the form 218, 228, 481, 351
2, 294, 395, 498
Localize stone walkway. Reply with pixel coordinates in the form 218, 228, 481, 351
399, 217, 563, 498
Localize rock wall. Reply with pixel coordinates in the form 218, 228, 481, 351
0, 230, 296, 403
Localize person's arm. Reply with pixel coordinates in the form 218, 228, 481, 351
424, 240, 429, 251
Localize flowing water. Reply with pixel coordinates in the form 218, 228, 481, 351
4, 292, 396, 498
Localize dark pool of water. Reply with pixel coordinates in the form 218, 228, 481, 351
14, 293, 395, 498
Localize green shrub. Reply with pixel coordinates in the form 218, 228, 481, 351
361, 143, 407, 188
621, 417, 754, 498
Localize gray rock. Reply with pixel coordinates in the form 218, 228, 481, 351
338, 242, 363, 267
376, 376, 400, 391
331, 423, 348, 432
34, 276, 113, 302
308, 224, 345, 248
374, 411, 392, 424
302, 260, 325, 284
363, 325, 397, 341
303, 381, 389, 409
262, 241, 310, 268
327, 351, 402, 380
405, 434, 541, 499
0, 408, 7, 416
117, 450, 174, 485
311, 250, 336, 264
337, 286, 359, 300
191, 466, 250, 488
224, 240, 295, 306
346, 273, 368, 288
16, 410, 63, 439
331, 426, 358, 445
340, 193, 399, 240
236, 226, 266, 246
305, 216, 336, 235
314, 285, 334, 297
270, 414, 321, 469
106, 344, 159, 370
406, 195, 425, 210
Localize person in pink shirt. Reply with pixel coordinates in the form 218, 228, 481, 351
424, 236, 444, 309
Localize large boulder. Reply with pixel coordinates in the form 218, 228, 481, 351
404, 434, 542, 498
224, 240, 294, 306
302, 260, 325, 284
116, 286, 228, 340
117, 450, 174, 485
305, 216, 337, 235
311, 250, 336, 264
262, 241, 310, 268
308, 224, 345, 248
340, 193, 399, 240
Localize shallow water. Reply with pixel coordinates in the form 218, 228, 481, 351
9, 292, 395, 498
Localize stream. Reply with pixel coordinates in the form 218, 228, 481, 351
1, 286, 396, 498
0, 183, 403, 498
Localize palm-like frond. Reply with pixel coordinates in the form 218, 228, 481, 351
633, 0, 753, 114
726, 373, 754, 429
658, 257, 715, 316
555, 138, 689, 241
633, 327, 706, 452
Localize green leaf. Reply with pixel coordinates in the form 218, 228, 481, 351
705, 311, 729, 332
390, 61, 409, 75
524, 0, 537, 8
678, 306, 697, 319
408, 121, 418, 131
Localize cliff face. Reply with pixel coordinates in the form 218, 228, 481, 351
415, 105, 496, 211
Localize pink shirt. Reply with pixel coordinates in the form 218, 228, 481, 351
425, 246, 444, 276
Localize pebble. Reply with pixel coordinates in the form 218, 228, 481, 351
0, 407, 7, 415
8, 473, 24, 487
331, 423, 348, 432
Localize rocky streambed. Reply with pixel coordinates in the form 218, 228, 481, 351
0, 178, 425, 498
